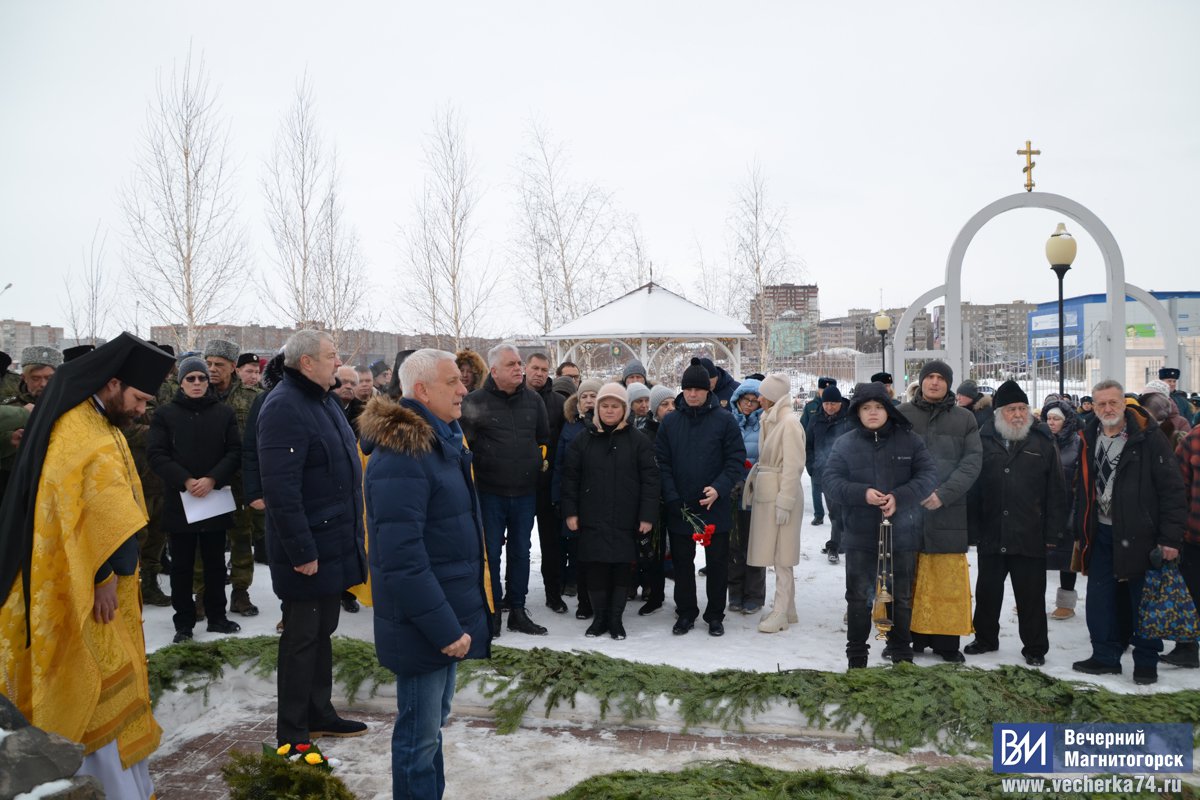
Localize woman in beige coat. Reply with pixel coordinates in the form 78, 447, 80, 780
743, 373, 806, 633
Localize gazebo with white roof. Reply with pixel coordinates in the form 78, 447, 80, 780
542, 282, 752, 377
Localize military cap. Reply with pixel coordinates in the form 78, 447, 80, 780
236, 352, 259, 368
63, 344, 95, 362
1158, 367, 1181, 381
20, 345, 63, 369
203, 339, 240, 363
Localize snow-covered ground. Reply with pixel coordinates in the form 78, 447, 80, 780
142, 470, 1200, 796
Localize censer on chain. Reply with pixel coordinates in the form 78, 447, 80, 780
872, 514, 893, 640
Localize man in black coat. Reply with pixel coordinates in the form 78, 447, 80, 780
966, 380, 1066, 667
526, 352, 568, 615
460, 343, 551, 636
1072, 379, 1187, 685
806, 385, 851, 563
655, 358, 745, 637
801, 377, 837, 526
257, 330, 368, 747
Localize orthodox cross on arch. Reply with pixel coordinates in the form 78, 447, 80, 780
1017, 140, 1041, 192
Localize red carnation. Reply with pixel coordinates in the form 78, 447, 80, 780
704, 524, 715, 535
744, 459, 753, 469
296, 743, 311, 753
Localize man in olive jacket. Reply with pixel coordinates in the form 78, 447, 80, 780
898, 360, 981, 662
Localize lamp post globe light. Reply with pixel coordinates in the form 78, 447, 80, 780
874, 311, 892, 374
1046, 223, 1078, 397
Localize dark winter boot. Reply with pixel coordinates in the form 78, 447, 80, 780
585, 590, 610, 637
609, 588, 629, 640
141, 570, 171, 607
507, 607, 548, 636
1161, 642, 1199, 669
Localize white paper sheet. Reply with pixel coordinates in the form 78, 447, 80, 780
180, 486, 236, 524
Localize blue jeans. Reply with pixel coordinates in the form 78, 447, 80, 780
810, 470, 825, 520
393, 663, 456, 800
479, 492, 536, 609
1085, 523, 1162, 668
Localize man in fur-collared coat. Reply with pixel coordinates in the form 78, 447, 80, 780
359, 348, 491, 799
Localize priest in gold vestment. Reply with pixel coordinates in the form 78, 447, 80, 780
0, 333, 174, 800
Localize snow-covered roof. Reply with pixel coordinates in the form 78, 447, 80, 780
543, 282, 752, 340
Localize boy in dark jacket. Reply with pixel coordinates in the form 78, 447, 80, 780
824, 382, 938, 668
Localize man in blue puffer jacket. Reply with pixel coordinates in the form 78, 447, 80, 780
656, 358, 746, 637
359, 349, 491, 800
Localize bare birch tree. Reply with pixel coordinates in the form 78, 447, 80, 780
61, 223, 114, 346
121, 48, 248, 350
727, 162, 796, 370
313, 160, 372, 358
690, 236, 740, 319
400, 107, 497, 350
511, 122, 619, 332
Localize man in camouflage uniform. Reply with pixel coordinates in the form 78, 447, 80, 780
2, 345, 62, 408
199, 338, 263, 617
0, 352, 21, 403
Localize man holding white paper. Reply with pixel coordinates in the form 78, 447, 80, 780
147, 356, 243, 643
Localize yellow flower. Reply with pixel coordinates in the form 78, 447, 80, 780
304, 752, 323, 765
276, 744, 291, 756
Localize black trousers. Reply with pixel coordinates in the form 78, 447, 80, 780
846, 548, 916, 659
727, 503, 765, 606
973, 553, 1048, 659
637, 522, 667, 605
667, 507, 729, 624
277, 593, 342, 744
169, 528, 228, 631
536, 487, 563, 601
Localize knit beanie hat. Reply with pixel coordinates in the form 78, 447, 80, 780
578, 378, 603, 397
552, 375, 577, 396
622, 359, 647, 382
822, 385, 844, 404
595, 382, 628, 409
1141, 380, 1171, 398
178, 356, 209, 380
993, 379, 1029, 408
649, 384, 675, 414
681, 358, 711, 390
697, 357, 719, 378
1044, 406, 1066, 420
955, 379, 981, 401
919, 359, 953, 386
758, 373, 791, 404
626, 382, 651, 405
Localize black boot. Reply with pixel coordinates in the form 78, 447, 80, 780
609, 588, 629, 640
490, 611, 502, 639
141, 570, 171, 607
1162, 642, 1199, 668
585, 589, 610, 637
507, 607, 548, 635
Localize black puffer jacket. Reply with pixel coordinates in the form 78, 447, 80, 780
1077, 407, 1187, 579
460, 375, 550, 496
148, 391, 241, 533
1044, 400, 1083, 570
534, 379, 565, 491
898, 392, 981, 553
824, 384, 939, 553
969, 416, 1067, 557
561, 419, 659, 563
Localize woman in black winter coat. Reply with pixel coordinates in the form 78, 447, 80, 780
561, 383, 660, 640
148, 357, 243, 642
823, 382, 938, 668
1043, 400, 1083, 620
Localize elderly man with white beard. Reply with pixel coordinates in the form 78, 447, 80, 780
966, 380, 1066, 667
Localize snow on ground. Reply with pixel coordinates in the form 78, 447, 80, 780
142, 469, 1200, 795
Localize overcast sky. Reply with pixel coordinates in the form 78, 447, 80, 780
2, 1, 1197, 339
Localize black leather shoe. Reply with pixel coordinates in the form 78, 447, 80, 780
1133, 665, 1158, 685
491, 611, 502, 639
609, 621, 626, 640
206, 618, 241, 635
575, 606, 593, 620
585, 617, 609, 638
938, 650, 966, 663
963, 641, 999, 655
638, 600, 663, 616
546, 596, 568, 614
1162, 643, 1199, 668
340, 591, 360, 613
847, 655, 867, 669
1072, 657, 1121, 675
1025, 655, 1046, 667
507, 607, 548, 635
172, 630, 193, 644
811, 516, 824, 526
708, 620, 724, 637
310, 718, 368, 738
672, 618, 694, 635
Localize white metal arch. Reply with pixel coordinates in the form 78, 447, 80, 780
889, 192, 1176, 385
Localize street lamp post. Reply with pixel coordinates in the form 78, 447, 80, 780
874, 311, 892, 374
1046, 223, 1077, 397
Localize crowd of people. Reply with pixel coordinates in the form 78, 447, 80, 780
1, 335, 1198, 799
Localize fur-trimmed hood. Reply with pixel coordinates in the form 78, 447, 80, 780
456, 348, 487, 390
356, 395, 435, 456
